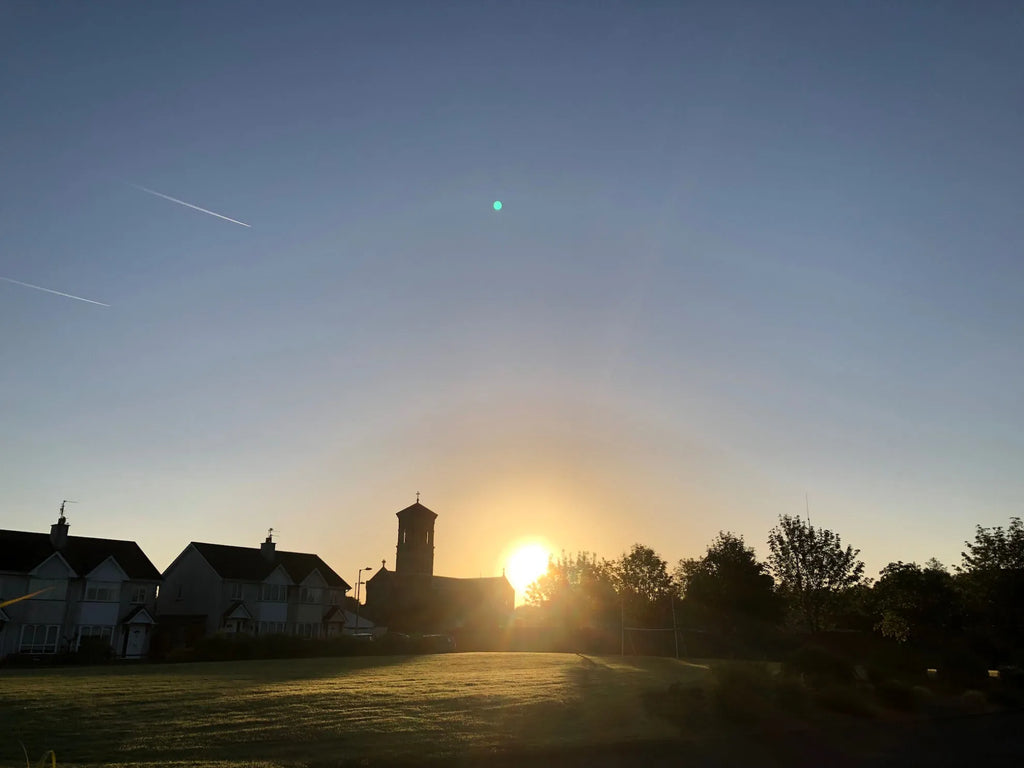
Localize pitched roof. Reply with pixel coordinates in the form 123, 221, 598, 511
432, 575, 513, 592
121, 606, 156, 624
190, 542, 350, 589
396, 501, 437, 520
0, 529, 161, 580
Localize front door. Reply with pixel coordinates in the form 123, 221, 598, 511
125, 626, 146, 658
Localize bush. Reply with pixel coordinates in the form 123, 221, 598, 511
773, 675, 810, 714
814, 685, 875, 717
874, 679, 917, 711
935, 651, 989, 692
710, 663, 809, 722
998, 665, 1024, 690
712, 664, 775, 722
960, 689, 988, 713
784, 644, 855, 686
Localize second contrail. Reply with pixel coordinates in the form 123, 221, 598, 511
0, 276, 110, 307
131, 184, 252, 228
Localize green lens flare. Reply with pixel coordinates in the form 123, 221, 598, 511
493, 200, 502, 211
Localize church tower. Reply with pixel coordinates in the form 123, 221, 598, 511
395, 497, 437, 576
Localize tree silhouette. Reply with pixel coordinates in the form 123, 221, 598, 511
872, 560, 958, 643
767, 515, 864, 633
676, 531, 781, 631
612, 544, 674, 626
526, 551, 618, 632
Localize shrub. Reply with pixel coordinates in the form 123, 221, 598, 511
960, 689, 988, 713
774, 675, 809, 714
874, 679, 917, 711
998, 665, 1024, 690
712, 664, 774, 722
814, 685, 875, 717
784, 644, 855, 686
936, 652, 989, 692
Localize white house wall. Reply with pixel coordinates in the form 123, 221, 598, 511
77, 600, 121, 626
157, 545, 222, 635
256, 566, 292, 623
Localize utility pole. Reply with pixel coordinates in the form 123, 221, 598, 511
353, 565, 372, 634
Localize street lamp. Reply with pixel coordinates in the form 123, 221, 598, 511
353, 565, 373, 635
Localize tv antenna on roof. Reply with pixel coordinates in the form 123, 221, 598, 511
59, 499, 77, 520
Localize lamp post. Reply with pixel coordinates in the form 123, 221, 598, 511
353, 565, 372, 635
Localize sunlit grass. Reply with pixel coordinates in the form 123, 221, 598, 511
0, 653, 709, 767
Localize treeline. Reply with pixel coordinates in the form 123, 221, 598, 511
525, 515, 1024, 675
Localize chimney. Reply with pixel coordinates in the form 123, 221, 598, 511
261, 528, 276, 561
50, 514, 70, 549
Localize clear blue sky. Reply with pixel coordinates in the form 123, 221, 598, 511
2, 1, 1022, 590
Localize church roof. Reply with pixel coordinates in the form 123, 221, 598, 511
0, 529, 161, 580
432, 575, 513, 592
396, 501, 437, 519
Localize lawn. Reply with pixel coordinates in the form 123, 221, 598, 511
0, 653, 710, 767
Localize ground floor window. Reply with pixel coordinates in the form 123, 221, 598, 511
76, 625, 114, 651
295, 623, 321, 638
258, 621, 288, 635
19, 624, 60, 654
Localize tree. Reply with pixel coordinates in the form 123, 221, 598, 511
767, 515, 865, 632
675, 531, 780, 628
872, 560, 958, 643
611, 544, 674, 626
961, 517, 1024, 572
525, 551, 618, 631
958, 518, 1024, 661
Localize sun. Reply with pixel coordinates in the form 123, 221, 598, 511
504, 542, 552, 603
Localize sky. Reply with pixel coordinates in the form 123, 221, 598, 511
2, 1, 1023, 600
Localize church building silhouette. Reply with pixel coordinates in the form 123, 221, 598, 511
364, 498, 513, 634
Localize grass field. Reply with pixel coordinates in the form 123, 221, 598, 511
0, 653, 710, 767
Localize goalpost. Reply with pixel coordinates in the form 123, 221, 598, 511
620, 598, 684, 657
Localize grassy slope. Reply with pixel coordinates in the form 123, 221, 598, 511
0, 653, 710, 767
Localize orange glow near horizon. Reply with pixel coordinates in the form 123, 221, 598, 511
502, 540, 552, 605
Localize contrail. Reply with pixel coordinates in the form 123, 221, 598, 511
131, 184, 251, 228
0, 276, 110, 307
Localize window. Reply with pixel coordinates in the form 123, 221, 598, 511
258, 621, 287, 635
295, 623, 320, 638
329, 590, 339, 605
20, 624, 60, 654
85, 582, 119, 602
76, 625, 113, 650
299, 587, 321, 603
28, 578, 67, 600
130, 586, 148, 604
230, 582, 243, 600
260, 583, 287, 602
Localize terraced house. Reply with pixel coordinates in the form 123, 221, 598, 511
0, 510, 161, 660
155, 532, 351, 650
